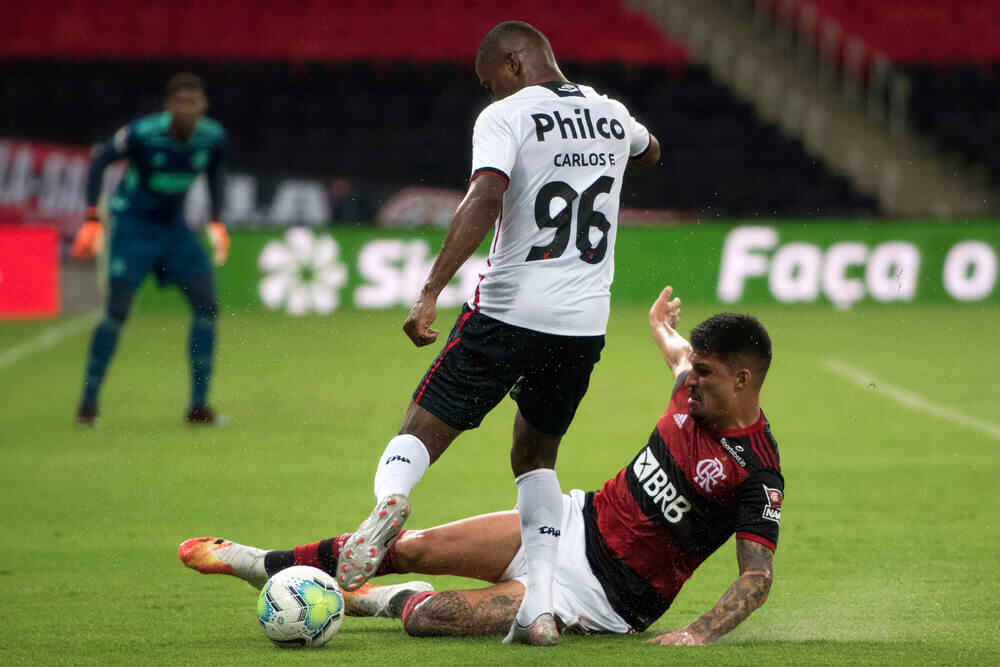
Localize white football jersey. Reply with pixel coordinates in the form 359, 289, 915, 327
467, 81, 651, 336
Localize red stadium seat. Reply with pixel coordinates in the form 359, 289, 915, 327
0, 0, 688, 66
788, 0, 1000, 65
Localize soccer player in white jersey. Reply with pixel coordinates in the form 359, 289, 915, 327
338, 21, 660, 646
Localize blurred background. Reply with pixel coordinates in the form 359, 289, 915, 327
0, 0, 997, 315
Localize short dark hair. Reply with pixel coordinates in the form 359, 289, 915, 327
690, 313, 772, 385
165, 72, 205, 99
477, 21, 552, 62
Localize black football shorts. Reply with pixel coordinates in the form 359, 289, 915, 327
412, 305, 604, 435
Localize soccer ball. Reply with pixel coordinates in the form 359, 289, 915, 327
256, 565, 345, 648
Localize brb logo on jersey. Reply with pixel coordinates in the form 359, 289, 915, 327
694, 458, 726, 492
762, 485, 783, 523
632, 447, 692, 524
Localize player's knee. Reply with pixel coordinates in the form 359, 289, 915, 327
106, 282, 136, 323
183, 274, 218, 319
191, 297, 217, 320
106, 301, 130, 324
393, 529, 431, 571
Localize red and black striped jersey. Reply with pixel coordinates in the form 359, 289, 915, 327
582, 371, 784, 631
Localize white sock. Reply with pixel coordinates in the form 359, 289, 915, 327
373, 434, 430, 501
514, 468, 562, 626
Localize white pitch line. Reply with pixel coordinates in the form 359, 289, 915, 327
823, 359, 1000, 441
0, 311, 100, 371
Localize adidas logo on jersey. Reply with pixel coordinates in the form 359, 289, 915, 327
531, 109, 627, 142
673, 413, 688, 429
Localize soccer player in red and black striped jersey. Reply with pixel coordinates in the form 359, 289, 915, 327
181, 286, 783, 644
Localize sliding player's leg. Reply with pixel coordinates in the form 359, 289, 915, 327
179, 509, 522, 589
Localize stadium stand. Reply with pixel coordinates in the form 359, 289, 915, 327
754, 0, 1000, 187
0, 0, 688, 65
759, 0, 1000, 66
905, 64, 1000, 186
0, 0, 878, 217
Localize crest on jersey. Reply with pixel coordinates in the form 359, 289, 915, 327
541, 81, 585, 97
762, 485, 783, 523
673, 413, 688, 429
694, 458, 726, 492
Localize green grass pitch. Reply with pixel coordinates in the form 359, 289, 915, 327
1, 298, 998, 665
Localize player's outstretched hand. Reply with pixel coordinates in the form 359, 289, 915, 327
649, 285, 692, 375
208, 222, 230, 266
648, 629, 708, 646
403, 297, 440, 347
649, 285, 681, 332
71, 220, 104, 261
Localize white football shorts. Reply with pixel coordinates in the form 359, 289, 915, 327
499, 489, 634, 634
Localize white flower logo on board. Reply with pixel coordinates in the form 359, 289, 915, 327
258, 227, 348, 316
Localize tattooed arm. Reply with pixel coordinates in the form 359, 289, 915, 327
649, 539, 774, 646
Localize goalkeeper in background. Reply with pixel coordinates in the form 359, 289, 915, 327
72, 73, 230, 425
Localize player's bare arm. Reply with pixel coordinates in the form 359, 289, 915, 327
650, 539, 774, 646
630, 133, 661, 167
649, 285, 693, 377
403, 173, 506, 347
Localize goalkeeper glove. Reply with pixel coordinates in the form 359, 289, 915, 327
71, 206, 104, 261
207, 221, 230, 266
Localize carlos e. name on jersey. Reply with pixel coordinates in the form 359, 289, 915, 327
469, 81, 651, 336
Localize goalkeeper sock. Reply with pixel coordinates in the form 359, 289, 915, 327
80, 315, 124, 407
264, 531, 409, 578
514, 468, 562, 627
373, 434, 430, 501
188, 314, 215, 408
182, 274, 217, 409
